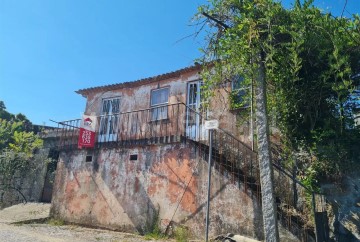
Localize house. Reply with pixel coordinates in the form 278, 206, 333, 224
50, 65, 314, 240
50, 64, 264, 239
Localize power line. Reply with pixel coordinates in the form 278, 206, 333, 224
341, 0, 348, 18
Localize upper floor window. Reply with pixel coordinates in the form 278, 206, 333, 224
150, 87, 169, 120
102, 98, 120, 115
99, 98, 120, 137
231, 75, 250, 109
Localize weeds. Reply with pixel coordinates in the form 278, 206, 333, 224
47, 218, 65, 226
143, 205, 167, 240
173, 226, 190, 242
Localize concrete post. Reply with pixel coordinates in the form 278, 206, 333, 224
255, 52, 280, 242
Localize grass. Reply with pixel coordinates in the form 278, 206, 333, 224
144, 232, 167, 240
143, 219, 167, 240
143, 206, 167, 240
47, 218, 65, 226
173, 226, 190, 242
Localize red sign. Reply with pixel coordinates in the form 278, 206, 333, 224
78, 128, 96, 148
78, 115, 96, 148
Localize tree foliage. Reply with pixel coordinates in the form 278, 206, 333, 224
196, 0, 360, 184
0, 101, 43, 191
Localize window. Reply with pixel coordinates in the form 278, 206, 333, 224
130, 154, 138, 161
86, 155, 93, 162
231, 75, 250, 109
99, 98, 120, 142
150, 88, 169, 120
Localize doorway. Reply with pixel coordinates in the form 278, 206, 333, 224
98, 98, 120, 142
186, 81, 207, 141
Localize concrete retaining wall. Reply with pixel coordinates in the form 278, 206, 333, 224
50, 142, 263, 239
0, 149, 49, 208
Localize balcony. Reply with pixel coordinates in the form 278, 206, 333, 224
53, 103, 209, 150
51, 102, 319, 241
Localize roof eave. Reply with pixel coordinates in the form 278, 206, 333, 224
75, 64, 202, 97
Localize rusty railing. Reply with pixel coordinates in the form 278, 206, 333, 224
54, 102, 319, 241
55, 103, 187, 149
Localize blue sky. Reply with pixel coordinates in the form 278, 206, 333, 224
0, 0, 359, 125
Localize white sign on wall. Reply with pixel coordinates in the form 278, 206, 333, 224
204, 120, 219, 130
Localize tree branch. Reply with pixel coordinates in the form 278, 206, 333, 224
201, 12, 229, 30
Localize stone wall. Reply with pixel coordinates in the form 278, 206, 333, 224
50, 142, 263, 239
0, 148, 49, 208
321, 173, 360, 242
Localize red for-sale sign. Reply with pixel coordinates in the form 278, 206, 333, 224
78, 115, 96, 148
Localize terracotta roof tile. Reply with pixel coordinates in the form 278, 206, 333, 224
76, 65, 202, 97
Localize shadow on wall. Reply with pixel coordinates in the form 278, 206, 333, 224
99, 149, 159, 234
0, 149, 51, 209
50, 143, 263, 239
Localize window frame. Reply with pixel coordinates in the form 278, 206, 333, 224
150, 87, 170, 121
98, 97, 120, 138
230, 76, 250, 110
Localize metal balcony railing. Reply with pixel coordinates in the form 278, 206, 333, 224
55, 103, 190, 149
53, 102, 319, 241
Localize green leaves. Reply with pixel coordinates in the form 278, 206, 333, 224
197, 0, 360, 181
0, 119, 23, 150
8, 131, 43, 159
0, 101, 44, 193
0, 149, 28, 187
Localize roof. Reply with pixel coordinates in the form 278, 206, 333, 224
76, 64, 202, 97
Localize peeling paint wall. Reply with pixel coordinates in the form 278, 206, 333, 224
51, 67, 259, 238
207, 85, 252, 144
83, 68, 251, 146
51, 143, 263, 239
84, 70, 201, 116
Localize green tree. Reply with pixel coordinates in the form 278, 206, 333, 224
197, 0, 360, 179
0, 119, 23, 150
0, 101, 44, 198
0, 101, 15, 121
0, 101, 5, 111
196, 0, 360, 240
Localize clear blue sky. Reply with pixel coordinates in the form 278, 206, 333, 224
0, 0, 359, 125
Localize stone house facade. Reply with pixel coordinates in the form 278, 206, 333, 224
50, 65, 264, 239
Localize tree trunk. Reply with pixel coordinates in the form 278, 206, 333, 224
255, 51, 280, 242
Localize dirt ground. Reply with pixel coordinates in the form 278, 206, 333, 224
0, 203, 172, 242
0, 203, 265, 242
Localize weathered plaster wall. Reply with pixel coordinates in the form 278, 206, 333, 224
82, 69, 251, 147
51, 143, 262, 239
207, 84, 252, 144
84, 69, 201, 116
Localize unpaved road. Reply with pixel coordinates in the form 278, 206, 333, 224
0, 203, 171, 242
0, 203, 262, 242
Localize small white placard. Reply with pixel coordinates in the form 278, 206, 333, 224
204, 120, 219, 130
